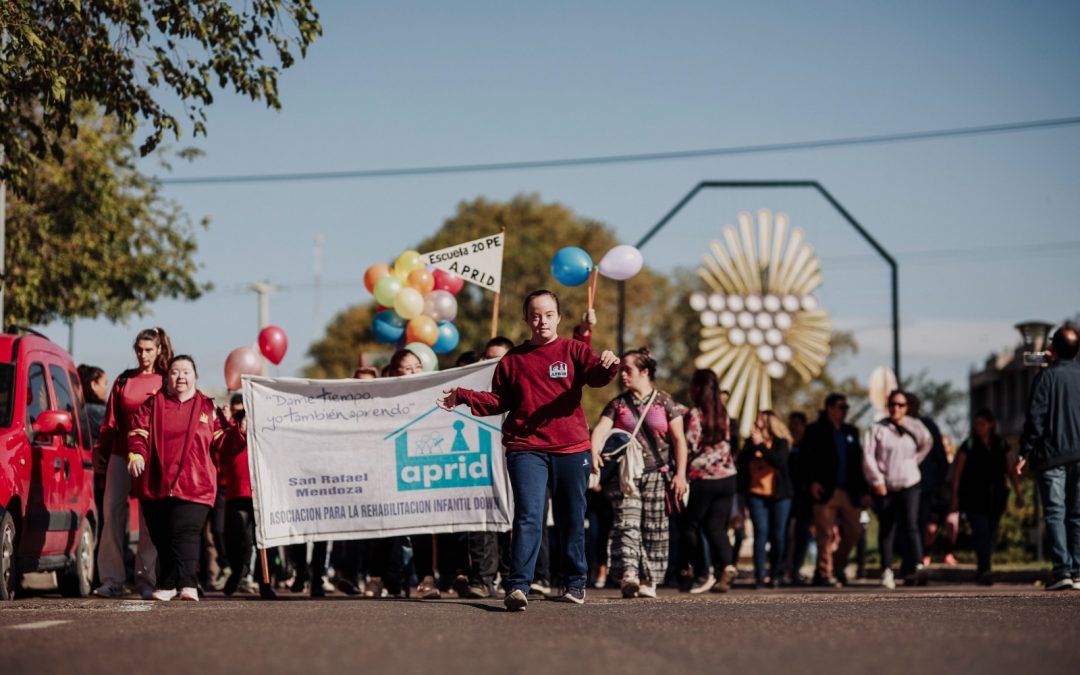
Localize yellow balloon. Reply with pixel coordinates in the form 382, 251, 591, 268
394, 287, 425, 320
394, 250, 425, 275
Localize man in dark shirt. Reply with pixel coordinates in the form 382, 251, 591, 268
1020, 326, 1080, 590
802, 393, 869, 586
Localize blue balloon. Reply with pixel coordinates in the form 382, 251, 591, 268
550, 247, 594, 286
432, 321, 460, 354
372, 309, 407, 343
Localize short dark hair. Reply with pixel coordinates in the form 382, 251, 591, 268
788, 411, 808, 426
168, 354, 198, 378
906, 393, 921, 417
1052, 326, 1079, 360
77, 364, 106, 404
485, 336, 514, 352
973, 407, 996, 425
229, 393, 244, 406
521, 289, 560, 319
455, 351, 482, 367
824, 393, 847, 409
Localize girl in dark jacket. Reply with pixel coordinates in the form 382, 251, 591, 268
738, 410, 794, 587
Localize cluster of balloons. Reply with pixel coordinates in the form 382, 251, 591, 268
364, 250, 465, 367
550, 244, 644, 286
224, 325, 289, 390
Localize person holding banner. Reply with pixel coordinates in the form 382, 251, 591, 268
438, 289, 620, 610
127, 355, 226, 602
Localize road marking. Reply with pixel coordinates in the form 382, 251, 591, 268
118, 601, 153, 612
9, 620, 71, 630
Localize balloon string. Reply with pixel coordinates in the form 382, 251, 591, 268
587, 268, 599, 311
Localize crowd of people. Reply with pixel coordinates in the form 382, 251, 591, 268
76, 293, 1078, 606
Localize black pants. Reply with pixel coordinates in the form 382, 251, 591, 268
585, 489, 614, 584
412, 533, 467, 583
287, 541, 327, 583
142, 498, 210, 590
331, 540, 367, 585
680, 476, 737, 576
876, 484, 922, 575
466, 531, 498, 588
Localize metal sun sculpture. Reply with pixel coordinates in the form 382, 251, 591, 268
689, 209, 832, 439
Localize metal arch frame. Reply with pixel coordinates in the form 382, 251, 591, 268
617, 180, 900, 380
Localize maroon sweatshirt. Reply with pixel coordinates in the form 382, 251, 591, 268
457, 336, 618, 453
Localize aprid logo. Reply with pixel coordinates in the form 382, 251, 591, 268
549, 361, 568, 379
388, 408, 500, 491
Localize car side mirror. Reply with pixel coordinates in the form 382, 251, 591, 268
32, 410, 73, 439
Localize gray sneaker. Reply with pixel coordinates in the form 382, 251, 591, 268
504, 588, 528, 611
93, 583, 127, 598
1046, 577, 1075, 591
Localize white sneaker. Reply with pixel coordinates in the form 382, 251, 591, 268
530, 581, 552, 596
689, 573, 716, 595
179, 587, 199, 601
151, 588, 178, 601
1046, 577, 1075, 591
881, 569, 896, 590
93, 583, 127, 598
638, 582, 657, 598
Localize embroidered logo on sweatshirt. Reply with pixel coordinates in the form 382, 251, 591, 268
199, 413, 209, 425
549, 361, 569, 379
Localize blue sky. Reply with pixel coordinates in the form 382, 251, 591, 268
42, 1, 1080, 401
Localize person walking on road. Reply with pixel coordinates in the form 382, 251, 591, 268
438, 289, 620, 610
863, 389, 933, 589
126, 355, 226, 602
737, 410, 794, 588
1019, 326, 1080, 591
591, 347, 689, 599
93, 328, 171, 599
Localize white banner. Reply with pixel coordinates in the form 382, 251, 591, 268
422, 232, 504, 293
242, 361, 512, 547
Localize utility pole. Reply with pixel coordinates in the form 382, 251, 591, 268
250, 281, 275, 329
313, 233, 324, 334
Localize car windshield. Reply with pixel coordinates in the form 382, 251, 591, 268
0, 363, 13, 428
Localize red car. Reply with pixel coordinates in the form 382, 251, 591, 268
0, 328, 97, 599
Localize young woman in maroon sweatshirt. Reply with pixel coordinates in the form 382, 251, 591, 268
127, 355, 226, 601
439, 290, 619, 610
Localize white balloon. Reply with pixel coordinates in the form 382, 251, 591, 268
728, 328, 747, 346
424, 290, 458, 322
689, 292, 708, 312
597, 244, 644, 281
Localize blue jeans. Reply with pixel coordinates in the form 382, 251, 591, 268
506, 450, 591, 593
747, 495, 792, 582
1036, 461, 1080, 581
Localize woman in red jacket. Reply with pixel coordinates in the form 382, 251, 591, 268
127, 355, 226, 602
93, 327, 172, 599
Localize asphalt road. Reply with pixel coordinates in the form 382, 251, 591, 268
3, 585, 1078, 675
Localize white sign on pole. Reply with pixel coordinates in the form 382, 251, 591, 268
242, 361, 512, 547
422, 232, 504, 293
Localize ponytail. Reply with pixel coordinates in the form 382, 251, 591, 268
134, 327, 174, 376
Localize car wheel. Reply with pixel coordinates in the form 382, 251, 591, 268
59, 519, 94, 598
1, 512, 18, 601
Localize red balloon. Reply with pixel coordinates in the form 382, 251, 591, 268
224, 346, 264, 390
258, 325, 289, 365
433, 268, 465, 295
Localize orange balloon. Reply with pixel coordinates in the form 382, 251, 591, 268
406, 269, 435, 296
364, 263, 391, 294
405, 315, 439, 346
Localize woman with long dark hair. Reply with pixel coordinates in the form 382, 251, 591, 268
738, 410, 794, 587
950, 409, 1023, 585
93, 327, 172, 599
679, 369, 738, 593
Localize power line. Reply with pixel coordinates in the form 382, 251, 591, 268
158, 115, 1080, 186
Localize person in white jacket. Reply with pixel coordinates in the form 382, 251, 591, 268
863, 389, 933, 589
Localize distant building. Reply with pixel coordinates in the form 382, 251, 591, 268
968, 346, 1037, 441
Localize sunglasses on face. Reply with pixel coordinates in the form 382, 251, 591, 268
888, 401, 907, 409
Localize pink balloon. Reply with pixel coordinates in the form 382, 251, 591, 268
258, 325, 289, 365
433, 268, 465, 295
224, 346, 264, 390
